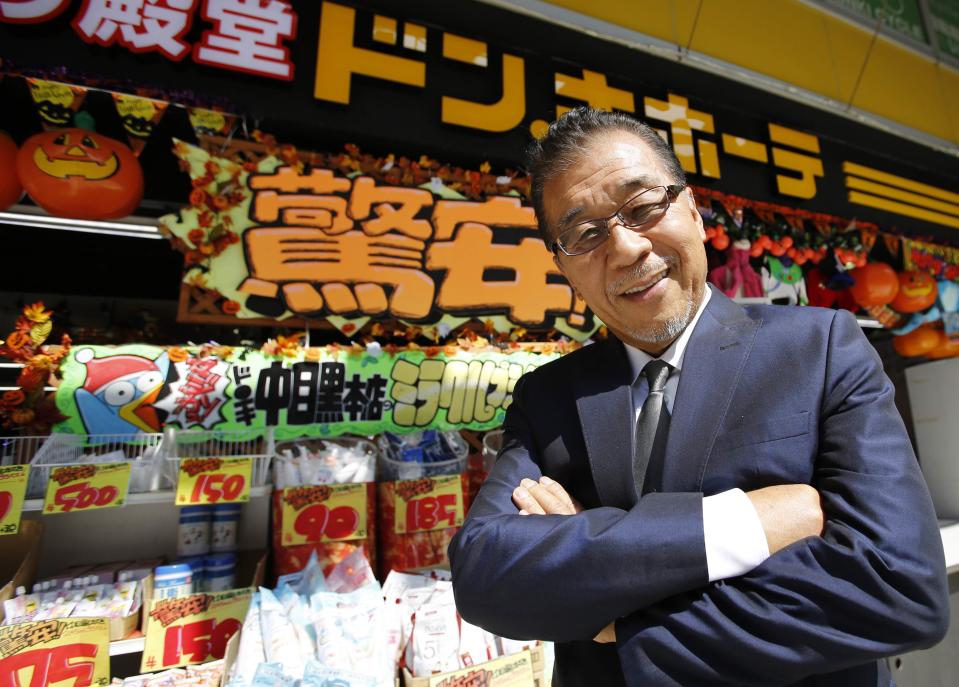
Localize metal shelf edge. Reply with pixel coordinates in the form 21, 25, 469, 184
22, 485, 273, 512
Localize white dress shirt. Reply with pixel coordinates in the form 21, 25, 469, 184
622, 288, 770, 582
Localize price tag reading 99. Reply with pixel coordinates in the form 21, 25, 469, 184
0, 617, 110, 687
0, 465, 29, 535
281, 483, 368, 546
393, 475, 465, 534
43, 462, 131, 515
176, 458, 252, 506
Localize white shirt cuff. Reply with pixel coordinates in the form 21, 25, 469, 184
703, 488, 770, 582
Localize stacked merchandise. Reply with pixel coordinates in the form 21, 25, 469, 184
175, 504, 242, 594
111, 660, 225, 687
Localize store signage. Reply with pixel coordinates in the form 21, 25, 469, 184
0, 617, 110, 687
393, 475, 465, 535
427, 649, 535, 687
141, 588, 252, 672
176, 457, 252, 506
0, 465, 28, 535
43, 462, 130, 514
54, 345, 557, 438
280, 483, 368, 546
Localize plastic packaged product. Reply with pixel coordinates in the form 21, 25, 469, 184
458, 618, 494, 667
178, 506, 212, 557
117, 558, 162, 583
210, 504, 241, 552
250, 663, 295, 687
259, 588, 306, 679
325, 548, 377, 594
175, 556, 206, 593
406, 596, 460, 677
153, 564, 193, 600
86, 561, 126, 584
229, 594, 265, 687
203, 553, 236, 593
301, 661, 377, 687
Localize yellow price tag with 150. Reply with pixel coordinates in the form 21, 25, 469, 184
176, 457, 252, 505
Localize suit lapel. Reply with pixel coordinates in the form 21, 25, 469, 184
663, 289, 760, 492
574, 337, 637, 510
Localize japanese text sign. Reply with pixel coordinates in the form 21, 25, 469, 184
43, 462, 130, 515
0, 465, 28, 536
280, 483, 368, 546
141, 588, 252, 672
393, 475, 465, 534
176, 457, 252, 505
428, 649, 535, 687
0, 618, 110, 687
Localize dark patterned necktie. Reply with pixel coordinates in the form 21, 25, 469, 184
633, 359, 672, 497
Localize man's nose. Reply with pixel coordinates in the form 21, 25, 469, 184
605, 219, 652, 268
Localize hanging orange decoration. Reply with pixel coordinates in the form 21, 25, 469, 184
892, 323, 945, 358
849, 262, 899, 308
926, 336, 959, 359
889, 271, 938, 314
0, 132, 23, 211
16, 128, 143, 219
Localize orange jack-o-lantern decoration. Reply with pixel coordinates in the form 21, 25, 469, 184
892, 323, 945, 358
0, 132, 23, 211
849, 262, 899, 308
926, 335, 959, 360
16, 129, 143, 219
890, 271, 938, 313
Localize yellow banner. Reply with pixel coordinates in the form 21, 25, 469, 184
113, 93, 169, 156
43, 462, 131, 515
428, 648, 535, 687
0, 617, 109, 687
26, 79, 87, 129
176, 457, 252, 506
280, 482, 368, 546
141, 588, 252, 672
0, 465, 29, 536
393, 475, 465, 534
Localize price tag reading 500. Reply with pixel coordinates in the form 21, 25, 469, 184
176, 458, 252, 506
393, 475, 465, 534
44, 463, 131, 515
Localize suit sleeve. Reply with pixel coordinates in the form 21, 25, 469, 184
614, 310, 950, 685
448, 370, 710, 643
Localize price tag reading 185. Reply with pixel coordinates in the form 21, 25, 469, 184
0, 617, 110, 687
176, 458, 252, 506
393, 475, 465, 534
141, 589, 252, 672
44, 462, 131, 515
281, 483, 368, 546
0, 465, 29, 535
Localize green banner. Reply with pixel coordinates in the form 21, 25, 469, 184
929, 0, 959, 60
53, 345, 559, 438
825, 0, 927, 43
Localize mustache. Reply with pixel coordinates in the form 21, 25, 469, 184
606, 256, 675, 297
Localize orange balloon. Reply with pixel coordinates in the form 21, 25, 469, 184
0, 131, 23, 211
926, 335, 959, 359
890, 271, 938, 313
849, 263, 899, 307
892, 324, 945, 358
16, 128, 143, 219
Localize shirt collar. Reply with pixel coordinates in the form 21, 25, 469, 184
623, 286, 712, 385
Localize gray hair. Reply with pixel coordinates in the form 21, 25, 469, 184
525, 106, 687, 243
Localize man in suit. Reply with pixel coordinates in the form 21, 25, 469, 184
448, 107, 949, 686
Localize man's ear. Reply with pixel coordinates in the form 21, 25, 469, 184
685, 187, 706, 240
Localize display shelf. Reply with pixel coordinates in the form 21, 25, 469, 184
939, 520, 959, 573
110, 634, 145, 657
21, 484, 273, 512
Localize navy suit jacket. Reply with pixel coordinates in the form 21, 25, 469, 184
449, 289, 949, 686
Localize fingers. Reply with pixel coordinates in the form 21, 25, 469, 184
538, 475, 579, 514
593, 622, 616, 643
512, 477, 577, 515
512, 482, 546, 515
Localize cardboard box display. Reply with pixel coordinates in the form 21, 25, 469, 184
402, 644, 545, 687
0, 520, 43, 624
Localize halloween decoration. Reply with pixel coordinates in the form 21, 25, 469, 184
849, 263, 899, 308
0, 132, 23, 211
892, 323, 945, 358
890, 271, 938, 313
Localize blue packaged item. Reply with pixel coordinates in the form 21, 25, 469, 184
211, 504, 241, 553
177, 505, 212, 557
204, 552, 236, 592
153, 563, 193, 600
175, 555, 206, 593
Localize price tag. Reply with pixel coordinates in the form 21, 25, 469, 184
393, 475, 464, 534
0, 465, 28, 535
281, 483, 368, 546
0, 617, 109, 687
141, 588, 252, 672
176, 457, 252, 506
427, 648, 534, 687
43, 462, 131, 515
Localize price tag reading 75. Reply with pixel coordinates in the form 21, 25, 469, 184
44, 463, 131, 515
176, 458, 252, 506
393, 475, 465, 534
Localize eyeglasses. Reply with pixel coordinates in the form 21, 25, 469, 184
549, 184, 686, 256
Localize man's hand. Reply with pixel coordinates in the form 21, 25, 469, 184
746, 484, 824, 555
512, 476, 582, 515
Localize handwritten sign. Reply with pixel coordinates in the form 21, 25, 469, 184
141, 588, 252, 672
280, 483, 368, 546
427, 649, 535, 687
176, 458, 252, 505
0, 466, 28, 535
43, 463, 131, 515
0, 617, 110, 687
393, 475, 464, 534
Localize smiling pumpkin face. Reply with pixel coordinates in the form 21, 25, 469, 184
16, 128, 143, 219
891, 271, 938, 313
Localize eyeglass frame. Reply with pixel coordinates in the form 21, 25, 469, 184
548, 183, 687, 256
